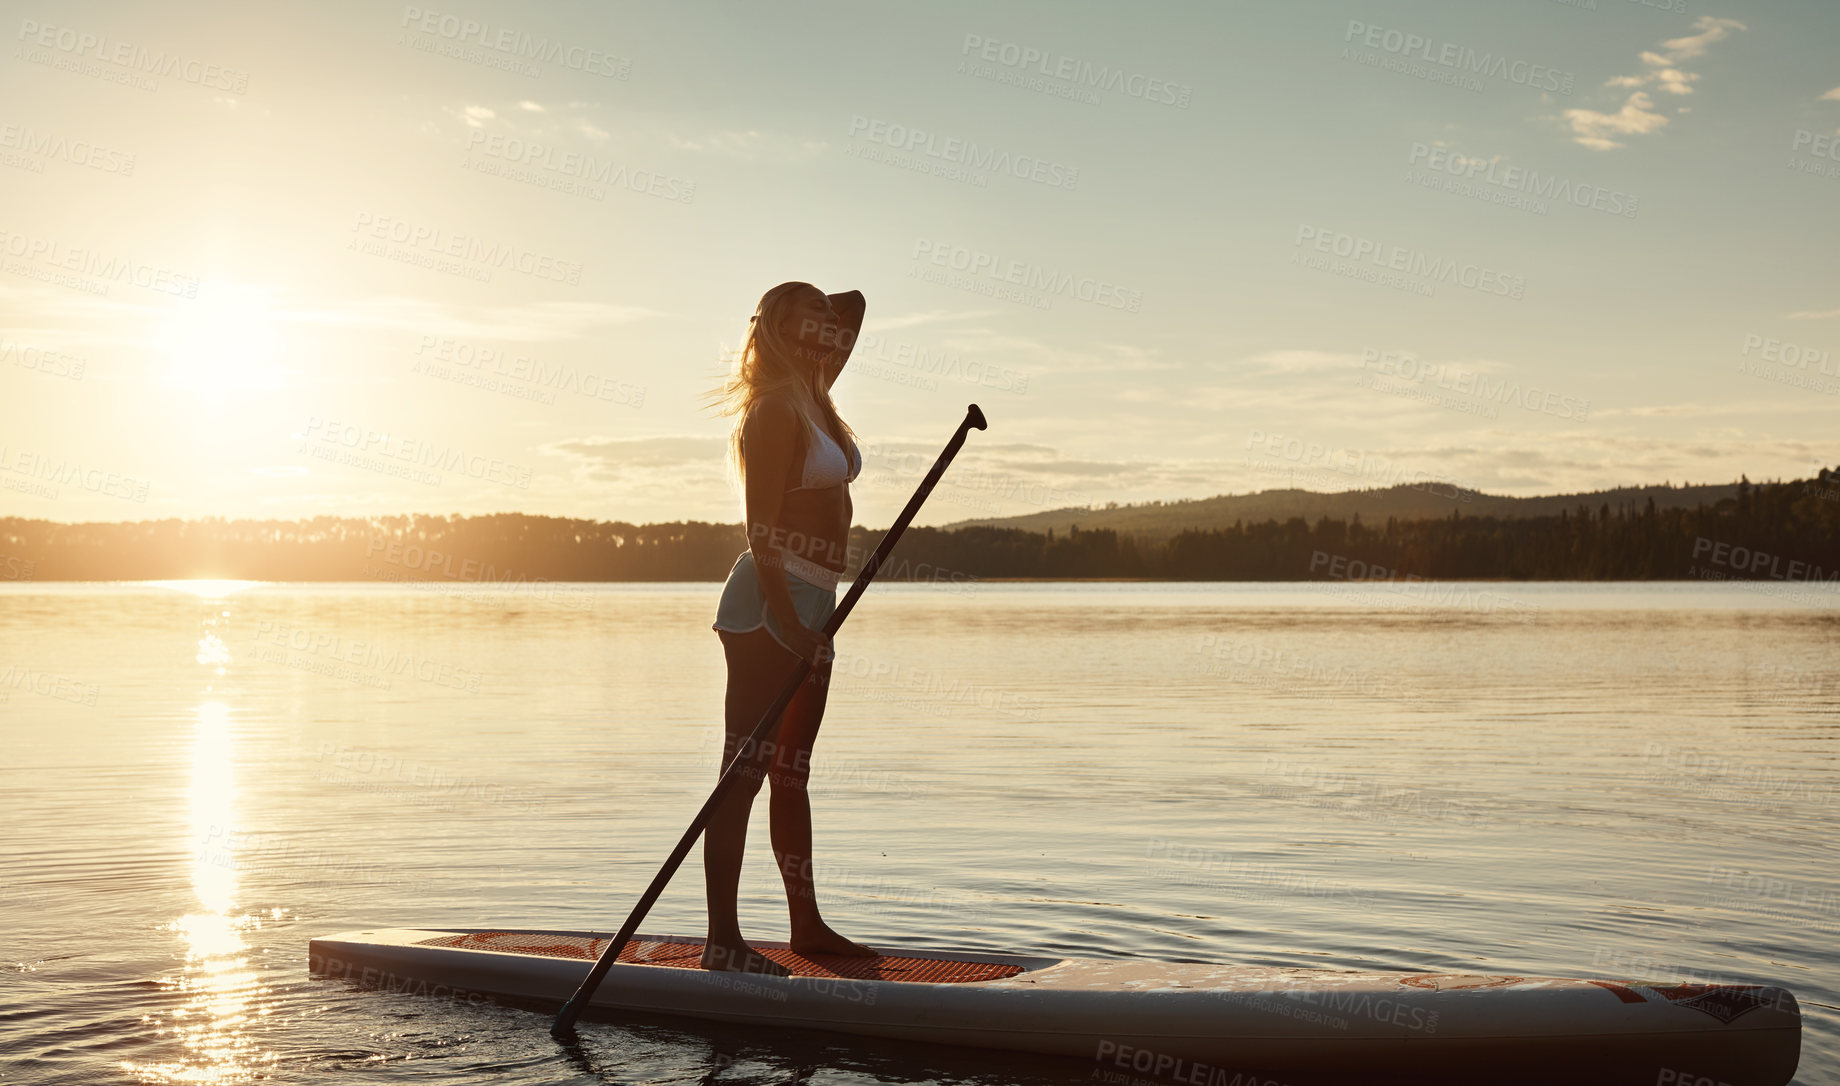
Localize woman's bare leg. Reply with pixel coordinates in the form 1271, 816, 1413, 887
702, 628, 793, 975
769, 651, 876, 957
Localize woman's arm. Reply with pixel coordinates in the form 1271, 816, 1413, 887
740, 397, 829, 661
821, 290, 865, 392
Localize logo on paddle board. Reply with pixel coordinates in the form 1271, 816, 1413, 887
1587, 980, 1780, 1023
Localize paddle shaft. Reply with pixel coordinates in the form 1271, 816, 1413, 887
551, 404, 987, 1036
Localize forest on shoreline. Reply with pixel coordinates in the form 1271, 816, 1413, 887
2, 473, 1835, 585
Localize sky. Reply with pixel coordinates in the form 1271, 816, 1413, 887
2, 0, 1837, 528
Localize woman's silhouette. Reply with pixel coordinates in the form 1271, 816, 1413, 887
703, 281, 876, 975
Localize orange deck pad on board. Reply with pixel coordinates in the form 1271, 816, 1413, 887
417, 931, 1025, 984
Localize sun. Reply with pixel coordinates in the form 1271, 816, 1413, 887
153, 283, 284, 405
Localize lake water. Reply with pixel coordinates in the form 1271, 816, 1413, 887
3, 580, 1837, 1085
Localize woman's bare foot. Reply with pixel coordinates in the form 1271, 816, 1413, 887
790, 922, 878, 958
700, 940, 790, 976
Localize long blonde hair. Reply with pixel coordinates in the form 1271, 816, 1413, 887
706, 280, 856, 487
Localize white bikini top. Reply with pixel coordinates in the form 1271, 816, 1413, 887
792, 413, 860, 491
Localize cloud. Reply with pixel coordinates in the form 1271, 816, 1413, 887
1214, 348, 1511, 381
1228, 349, 1363, 375
1563, 91, 1669, 151
1592, 401, 1785, 419
1648, 17, 1748, 64
1823, 87, 1840, 102
1607, 69, 1695, 95
449, 99, 622, 151
1564, 17, 1746, 149
0, 282, 661, 361
1652, 68, 1699, 95
545, 435, 728, 483
851, 440, 1149, 514
1129, 371, 1455, 422
940, 329, 1180, 374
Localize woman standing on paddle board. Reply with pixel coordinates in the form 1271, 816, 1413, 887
703, 281, 878, 975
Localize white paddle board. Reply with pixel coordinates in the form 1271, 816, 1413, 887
308, 927, 1800, 1083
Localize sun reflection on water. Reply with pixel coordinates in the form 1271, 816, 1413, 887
119, 696, 278, 1082
148, 580, 262, 599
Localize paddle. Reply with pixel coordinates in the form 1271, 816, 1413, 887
551, 403, 989, 1037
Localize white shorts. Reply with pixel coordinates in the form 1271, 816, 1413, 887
711, 551, 839, 654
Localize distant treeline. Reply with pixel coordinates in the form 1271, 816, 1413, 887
0, 516, 753, 583
2, 473, 1836, 583
889, 474, 1839, 582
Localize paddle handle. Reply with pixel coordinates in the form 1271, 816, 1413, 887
551, 404, 986, 1037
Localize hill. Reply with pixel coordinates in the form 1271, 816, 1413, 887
940, 481, 1744, 542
